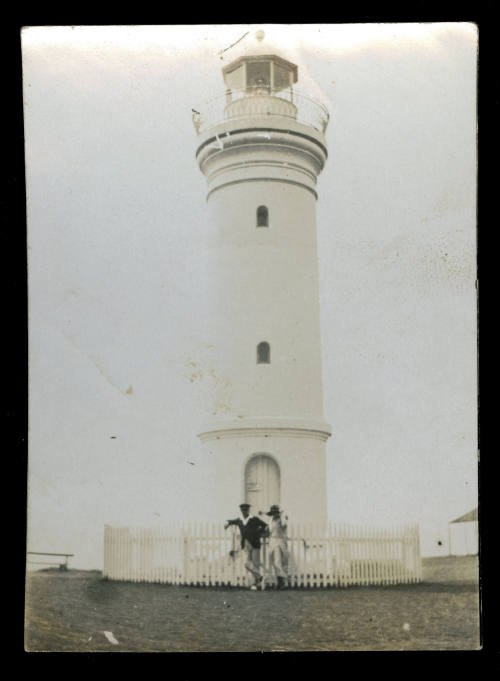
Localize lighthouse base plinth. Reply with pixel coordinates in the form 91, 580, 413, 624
197, 418, 331, 527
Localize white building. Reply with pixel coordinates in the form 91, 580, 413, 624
448, 508, 478, 556
193, 33, 331, 526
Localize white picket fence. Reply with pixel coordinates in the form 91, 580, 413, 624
103, 522, 421, 588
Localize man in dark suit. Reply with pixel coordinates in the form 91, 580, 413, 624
225, 503, 268, 589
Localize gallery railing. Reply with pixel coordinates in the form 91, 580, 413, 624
192, 87, 330, 136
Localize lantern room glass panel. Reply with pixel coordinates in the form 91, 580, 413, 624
273, 63, 292, 91
225, 65, 246, 93
246, 61, 271, 93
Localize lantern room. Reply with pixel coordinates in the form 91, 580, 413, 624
222, 55, 298, 95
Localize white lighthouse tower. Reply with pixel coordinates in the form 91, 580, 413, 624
193, 32, 331, 527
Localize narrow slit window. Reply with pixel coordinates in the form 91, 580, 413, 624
257, 205, 269, 227
257, 341, 270, 364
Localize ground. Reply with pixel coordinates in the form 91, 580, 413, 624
24, 555, 480, 652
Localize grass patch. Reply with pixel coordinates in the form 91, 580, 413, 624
25, 556, 480, 652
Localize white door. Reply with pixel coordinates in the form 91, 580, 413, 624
244, 454, 280, 515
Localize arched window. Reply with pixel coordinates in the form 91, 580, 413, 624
257, 341, 270, 364
256, 205, 269, 227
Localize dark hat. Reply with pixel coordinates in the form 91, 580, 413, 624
239, 503, 251, 509
265, 504, 281, 516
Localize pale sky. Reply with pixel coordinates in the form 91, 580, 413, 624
23, 24, 477, 568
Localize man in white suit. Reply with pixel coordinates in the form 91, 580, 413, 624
265, 504, 289, 589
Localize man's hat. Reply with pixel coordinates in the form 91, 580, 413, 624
265, 504, 281, 516
239, 503, 251, 509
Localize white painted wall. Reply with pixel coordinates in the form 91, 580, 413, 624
449, 521, 478, 556
194, 77, 331, 526
201, 181, 325, 421
198, 430, 328, 526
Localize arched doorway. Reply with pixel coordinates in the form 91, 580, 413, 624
244, 454, 280, 515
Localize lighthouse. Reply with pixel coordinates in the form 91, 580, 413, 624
193, 33, 331, 527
